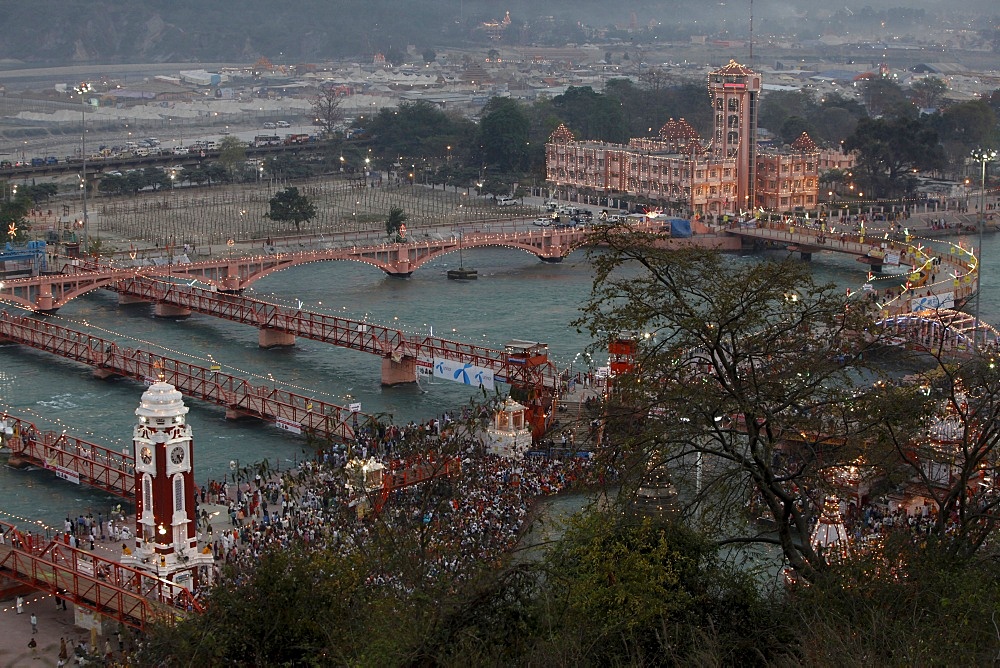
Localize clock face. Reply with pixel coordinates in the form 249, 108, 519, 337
170, 446, 186, 465
139, 446, 152, 465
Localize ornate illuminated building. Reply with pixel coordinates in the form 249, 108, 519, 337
545, 60, 823, 216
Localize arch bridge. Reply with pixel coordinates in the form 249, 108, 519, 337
0, 222, 631, 312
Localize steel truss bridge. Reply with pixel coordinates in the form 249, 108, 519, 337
0, 520, 201, 631
0, 311, 370, 443
0, 221, 657, 311
2, 413, 134, 497
109, 275, 559, 389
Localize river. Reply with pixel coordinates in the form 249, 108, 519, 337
1, 229, 998, 529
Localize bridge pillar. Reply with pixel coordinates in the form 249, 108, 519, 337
153, 303, 192, 318
35, 284, 55, 312
93, 368, 116, 380
259, 327, 295, 348
118, 293, 149, 306
219, 274, 243, 292
381, 356, 417, 386
384, 250, 413, 278
540, 256, 564, 264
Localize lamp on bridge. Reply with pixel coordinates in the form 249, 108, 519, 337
73, 82, 93, 254
971, 147, 997, 345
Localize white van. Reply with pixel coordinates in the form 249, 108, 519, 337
275, 120, 291, 128
496, 196, 517, 207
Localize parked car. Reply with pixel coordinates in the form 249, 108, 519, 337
275, 120, 291, 128
263, 121, 277, 129
496, 195, 517, 206
532, 217, 552, 227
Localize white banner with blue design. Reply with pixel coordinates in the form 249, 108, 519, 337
433, 358, 494, 390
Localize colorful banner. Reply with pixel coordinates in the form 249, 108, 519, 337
45, 459, 81, 485
883, 250, 901, 266
275, 417, 302, 434
910, 292, 954, 312
433, 358, 494, 390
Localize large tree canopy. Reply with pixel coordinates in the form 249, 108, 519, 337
265, 186, 316, 231
478, 97, 531, 172
843, 115, 946, 197
550, 86, 628, 143
575, 234, 895, 581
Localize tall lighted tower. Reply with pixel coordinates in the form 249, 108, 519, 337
708, 60, 761, 211
124, 380, 211, 591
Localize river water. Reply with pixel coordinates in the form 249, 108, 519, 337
2, 229, 999, 529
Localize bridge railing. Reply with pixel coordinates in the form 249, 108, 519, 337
3, 414, 134, 497
0, 520, 197, 629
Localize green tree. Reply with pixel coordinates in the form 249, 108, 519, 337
758, 90, 816, 137
311, 85, 345, 138
541, 510, 791, 664
862, 78, 915, 118
478, 97, 531, 172
217, 135, 248, 179
909, 76, 948, 109
551, 86, 627, 143
0, 190, 31, 242
385, 206, 407, 240
934, 100, 999, 153
265, 186, 316, 231
21, 183, 58, 203
844, 116, 946, 197
575, 239, 890, 582
780, 115, 813, 144
365, 101, 475, 163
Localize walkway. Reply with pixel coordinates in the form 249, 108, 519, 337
110, 275, 559, 389
0, 311, 370, 443
0, 220, 655, 312
724, 219, 977, 317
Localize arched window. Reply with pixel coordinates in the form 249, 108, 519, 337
173, 475, 184, 512
143, 476, 152, 510
715, 97, 723, 110
728, 114, 739, 128
728, 98, 739, 111
727, 131, 739, 145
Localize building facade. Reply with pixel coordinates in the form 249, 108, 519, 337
545, 60, 822, 217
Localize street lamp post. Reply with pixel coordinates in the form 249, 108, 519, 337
73, 82, 93, 254
971, 148, 997, 346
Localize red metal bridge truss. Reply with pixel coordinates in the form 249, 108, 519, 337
0, 311, 369, 443
2, 413, 134, 497
110, 276, 559, 391
0, 520, 201, 630
0, 223, 632, 312
375, 456, 463, 512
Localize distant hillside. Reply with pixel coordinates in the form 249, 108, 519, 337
0, 0, 641, 65
1, 1, 991, 67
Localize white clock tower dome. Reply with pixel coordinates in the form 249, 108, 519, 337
125, 380, 212, 590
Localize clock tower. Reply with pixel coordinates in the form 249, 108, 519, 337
125, 380, 212, 590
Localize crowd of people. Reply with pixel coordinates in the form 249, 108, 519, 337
193, 415, 602, 593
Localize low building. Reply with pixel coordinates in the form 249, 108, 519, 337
754, 133, 821, 213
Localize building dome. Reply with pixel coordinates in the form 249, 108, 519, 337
135, 381, 189, 420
